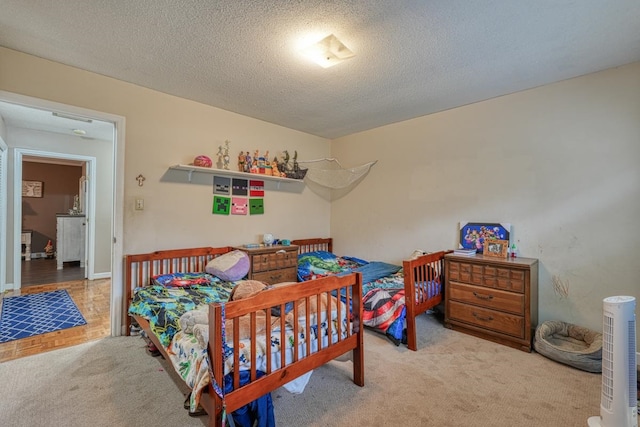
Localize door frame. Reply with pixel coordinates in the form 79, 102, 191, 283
0, 90, 125, 337
0, 137, 7, 293
14, 150, 96, 280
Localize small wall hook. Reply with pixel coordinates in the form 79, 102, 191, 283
136, 174, 146, 187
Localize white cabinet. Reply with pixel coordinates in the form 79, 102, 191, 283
56, 215, 85, 270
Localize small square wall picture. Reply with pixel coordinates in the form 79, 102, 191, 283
214, 176, 231, 195
249, 180, 264, 197
232, 178, 248, 196
249, 198, 264, 215
459, 222, 511, 253
213, 196, 231, 215
231, 197, 247, 215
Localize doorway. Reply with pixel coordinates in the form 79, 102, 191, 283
17, 153, 95, 287
0, 91, 125, 337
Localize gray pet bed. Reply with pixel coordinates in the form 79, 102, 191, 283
533, 320, 602, 373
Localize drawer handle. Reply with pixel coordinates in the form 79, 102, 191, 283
472, 292, 493, 300
276, 250, 286, 254
472, 312, 493, 322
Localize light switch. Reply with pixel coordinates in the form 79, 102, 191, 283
135, 198, 144, 210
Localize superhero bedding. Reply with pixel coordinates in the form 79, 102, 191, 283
297, 251, 441, 345
128, 273, 349, 418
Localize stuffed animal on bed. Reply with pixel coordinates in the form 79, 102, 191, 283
190, 280, 299, 347
180, 280, 267, 340
178, 306, 208, 334
229, 280, 268, 300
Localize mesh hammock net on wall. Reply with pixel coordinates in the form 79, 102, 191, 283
297, 158, 377, 199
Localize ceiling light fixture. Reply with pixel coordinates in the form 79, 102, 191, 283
72, 129, 87, 136
300, 34, 355, 68
52, 112, 93, 123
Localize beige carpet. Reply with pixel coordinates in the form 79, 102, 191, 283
0, 313, 603, 427
276, 314, 602, 426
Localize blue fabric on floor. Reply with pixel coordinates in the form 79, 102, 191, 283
0, 289, 86, 343
225, 371, 276, 427
385, 306, 407, 344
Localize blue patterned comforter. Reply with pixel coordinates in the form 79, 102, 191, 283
298, 251, 413, 344
128, 273, 237, 348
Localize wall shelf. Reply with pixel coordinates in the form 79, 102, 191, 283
169, 164, 305, 187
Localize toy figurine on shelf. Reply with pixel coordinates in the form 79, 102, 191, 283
238, 151, 245, 172
271, 158, 284, 177
244, 151, 252, 172
222, 140, 231, 170
292, 150, 299, 172
279, 150, 290, 176
216, 145, 224, 169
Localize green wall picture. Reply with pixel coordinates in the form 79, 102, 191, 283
213, 196, 231, 215
249, 198, 264, 215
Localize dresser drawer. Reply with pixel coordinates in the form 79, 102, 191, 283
447, 261, 466, 282
251, 267, 297, 284
252, 250, 297, 273
449, 300, 524, 338
447, 260, 524, 293
448, 282, 524, 315
494, 268, 525, 292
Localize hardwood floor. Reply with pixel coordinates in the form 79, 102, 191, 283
21, 257, 85, 287
0, 260, 111, 362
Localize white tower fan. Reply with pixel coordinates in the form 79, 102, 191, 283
588, 296, 637, 427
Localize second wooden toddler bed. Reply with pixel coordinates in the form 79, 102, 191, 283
125, 246, 364, 427
292, 238, 450, 351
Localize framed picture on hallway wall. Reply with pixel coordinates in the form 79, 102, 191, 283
22, 180, 43, 198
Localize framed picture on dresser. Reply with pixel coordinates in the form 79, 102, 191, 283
483, 239, 509, 258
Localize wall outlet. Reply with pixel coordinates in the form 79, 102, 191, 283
135, 198, 144, 210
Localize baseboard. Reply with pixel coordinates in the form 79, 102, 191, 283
29, 252, 46, 259
92, 272, 111, 280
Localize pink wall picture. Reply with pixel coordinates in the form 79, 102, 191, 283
231, 197, 248, 215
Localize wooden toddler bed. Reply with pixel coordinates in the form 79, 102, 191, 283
125, 246, 364, 427
293, 238, 450, 351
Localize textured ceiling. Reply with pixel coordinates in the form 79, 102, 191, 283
1, 0, 639, 139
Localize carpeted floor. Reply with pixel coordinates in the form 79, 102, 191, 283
0, 289, 86, 343
0, 337, 205, 427
0, 313, 605, 427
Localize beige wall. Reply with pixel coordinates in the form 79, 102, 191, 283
2, 46, 638, 344
0, 47, 331, 286
331, 62, 640, 341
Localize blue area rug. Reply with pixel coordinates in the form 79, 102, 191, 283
0, 289, 87, 343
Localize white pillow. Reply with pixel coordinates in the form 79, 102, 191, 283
205, 250, 250, 281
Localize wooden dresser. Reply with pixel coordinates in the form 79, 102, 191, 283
234, 245, 299, 284
444, 253, 538, 352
